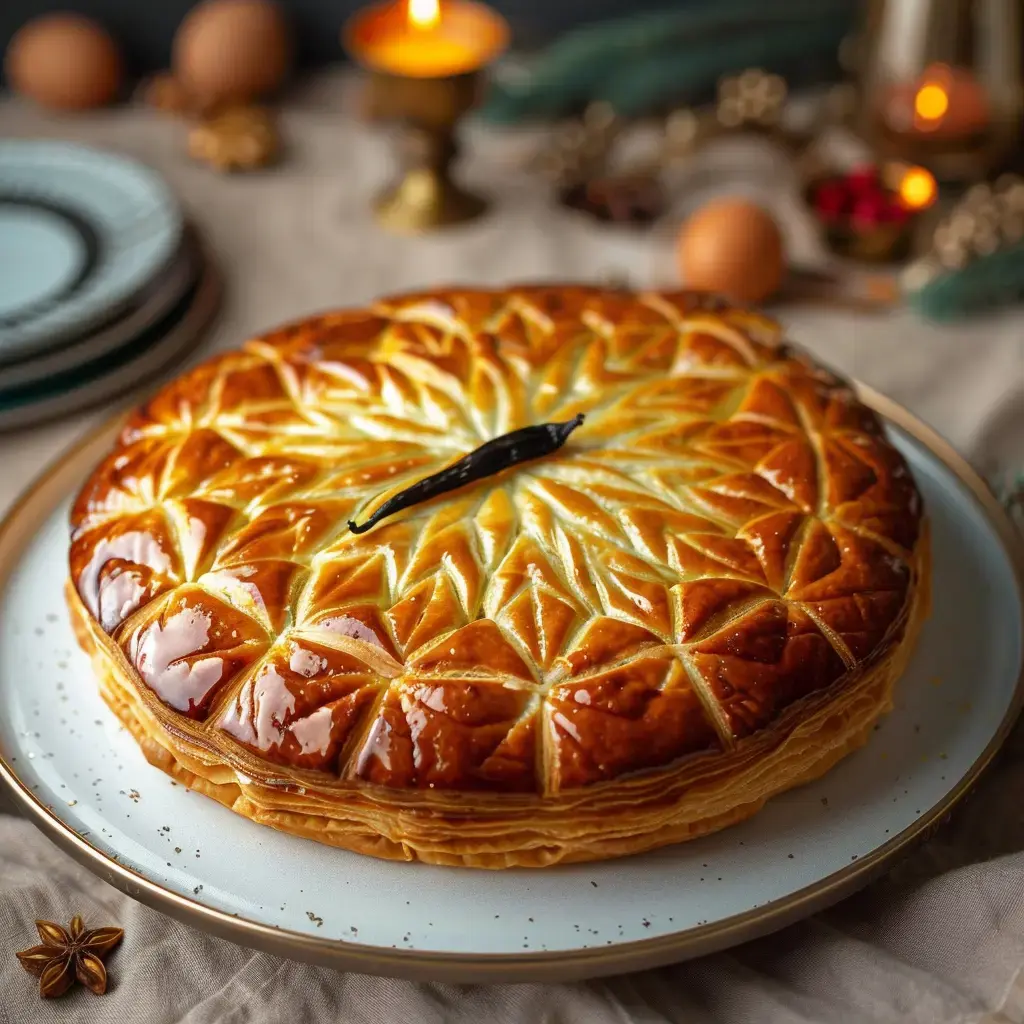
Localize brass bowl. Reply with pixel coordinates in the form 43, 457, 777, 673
817, 215, 915, 263
802, 174, 918, 264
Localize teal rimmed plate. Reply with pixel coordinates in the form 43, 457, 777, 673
0, 142, 182, 365
0, 254, 220, 432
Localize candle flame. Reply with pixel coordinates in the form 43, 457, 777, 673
408, 0, 440, 29
899, 166, 938, 211
914, 72, 950, 128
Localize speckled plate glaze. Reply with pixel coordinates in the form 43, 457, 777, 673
0, 390, 1021, 983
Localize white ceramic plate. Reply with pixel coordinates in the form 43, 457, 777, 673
0, 142, 183, 364
0, 259, 220, 433
0, 398, 1021, 983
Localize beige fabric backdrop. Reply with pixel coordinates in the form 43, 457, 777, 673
1, 73, 1023, 1023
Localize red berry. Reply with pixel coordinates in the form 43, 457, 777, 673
846, 165, 880, 193
851, 193, 888, 229
882, 199, 910, 225
812, 180, 848, 221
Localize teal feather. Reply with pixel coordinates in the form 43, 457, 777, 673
594, 18, 849, 116
481, 1, 857, 123
906, 244, 1024, 322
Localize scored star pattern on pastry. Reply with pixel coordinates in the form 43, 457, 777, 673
69, 287, 922, 795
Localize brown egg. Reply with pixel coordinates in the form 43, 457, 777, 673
5, 13, 122, 111
677, 198, 785, 304
173, 0, 292, 110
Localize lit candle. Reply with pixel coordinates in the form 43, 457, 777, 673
345, 0, 509, 79
896, 165, 938, 211
885, 64, 991, 142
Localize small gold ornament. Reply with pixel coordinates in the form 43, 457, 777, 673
16, 915, 124, 999
661, 69, 825, 171
716, 68, 787, 129
929, 173, 1024, 269
188, 106, 280, 172
531, 101, 622, 188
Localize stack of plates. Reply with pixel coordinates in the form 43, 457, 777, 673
0, 141, 220, 431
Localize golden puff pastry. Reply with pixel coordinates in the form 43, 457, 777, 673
67, 286, 929, 868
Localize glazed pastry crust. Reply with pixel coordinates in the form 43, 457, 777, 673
67, 287, 928, 867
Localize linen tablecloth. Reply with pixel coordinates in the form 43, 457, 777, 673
1, 73, 1023, 1023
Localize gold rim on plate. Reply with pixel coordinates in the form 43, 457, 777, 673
0, 386, 1021, 983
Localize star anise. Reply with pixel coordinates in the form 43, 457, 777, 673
16, 916, 124, 999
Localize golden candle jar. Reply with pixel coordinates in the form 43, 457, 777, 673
884, 64, 991, 143
854, 0, 1023, 184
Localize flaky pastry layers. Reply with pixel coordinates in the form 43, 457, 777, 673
67, 286, 928, 868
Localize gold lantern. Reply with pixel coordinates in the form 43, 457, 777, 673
853, 0, 1023, 184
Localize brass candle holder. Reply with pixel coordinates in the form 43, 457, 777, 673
362, 69, 485, 231
344, 0, 509, 233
